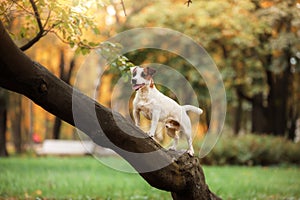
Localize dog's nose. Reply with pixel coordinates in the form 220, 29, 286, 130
131, 79, 137, 85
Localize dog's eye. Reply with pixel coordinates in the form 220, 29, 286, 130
141, 72, 146, 78
132, 71, 137, 77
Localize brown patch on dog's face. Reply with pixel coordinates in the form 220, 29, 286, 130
143, 67, 156, 80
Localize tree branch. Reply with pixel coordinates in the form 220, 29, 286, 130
185, 0, 192, 7
236, 86, 267, 109
121, 0, 127, 16
12, 0, 33, 15
236, 86, 253, 103
19, 0, 45, 51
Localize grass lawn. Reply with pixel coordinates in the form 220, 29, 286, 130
0, 156, 299, 200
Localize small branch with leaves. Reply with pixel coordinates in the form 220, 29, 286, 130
20, 0, 46, 51
185, 0, 192, 7
121, 0, 127, 16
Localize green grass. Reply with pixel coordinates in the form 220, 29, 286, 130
0, 156, 169, 200
203, 166, 300, 200
0, 156, 300, 200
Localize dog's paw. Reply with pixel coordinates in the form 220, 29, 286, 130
146, 132, 154, 138
168, 146, 176, 151
146, 131, 155, 138
149, 134, 155, 138
187, 149, 194, 156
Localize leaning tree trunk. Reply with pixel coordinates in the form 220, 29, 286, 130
0, 21, 221, 200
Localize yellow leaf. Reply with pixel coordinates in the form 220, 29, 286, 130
35, 189, 42, 195
260, 1, 274, 8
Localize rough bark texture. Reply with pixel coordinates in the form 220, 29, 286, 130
170, 152, 221, 200
0, 21, 221, 200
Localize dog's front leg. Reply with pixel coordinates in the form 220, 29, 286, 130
133, 107, 140, 127
148, 108, 160, 137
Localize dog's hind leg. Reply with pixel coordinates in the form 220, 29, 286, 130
181, 117, 194, 156
185, 133, 194, 156
169, 134, 179, 151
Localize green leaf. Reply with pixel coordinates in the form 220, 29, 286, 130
93, 27, 100, 35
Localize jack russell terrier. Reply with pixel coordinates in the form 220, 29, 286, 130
130, 66, 203, 156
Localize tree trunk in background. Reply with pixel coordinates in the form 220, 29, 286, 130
265, 54, 291, 136
238, 61, 292, 136
52, 50, 65, 139
28, 101, 34, 150
0, 20, 221, 200
52, 50, 75, 139
10, 93, 23, 153
0, 88, 8, 157
254, 14, 293, 137
233, 96, 242, 135
251, 93, 269, 133
236, 87, 269, 134
52, 117, 62, 139
266, 74, 288, 136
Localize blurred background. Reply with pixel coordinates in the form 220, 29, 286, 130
0, 0, 299, 165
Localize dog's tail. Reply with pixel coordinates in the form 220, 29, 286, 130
183, 105, 203, 115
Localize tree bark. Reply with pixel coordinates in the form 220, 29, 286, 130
0, 21, 220, 200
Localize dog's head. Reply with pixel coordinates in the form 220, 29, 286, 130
130, 66, 156, 91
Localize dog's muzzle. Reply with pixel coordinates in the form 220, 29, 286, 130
131, 79, 137, 85
131, 79, 145, 91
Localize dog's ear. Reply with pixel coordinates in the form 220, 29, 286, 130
130, 66, 137, 73
145, 67, 156, 76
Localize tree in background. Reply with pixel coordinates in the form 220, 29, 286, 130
236, 0, 300, 137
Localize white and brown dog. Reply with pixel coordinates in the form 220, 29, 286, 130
130, 66, 203, 156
